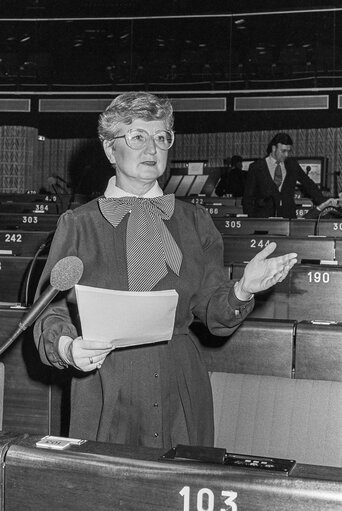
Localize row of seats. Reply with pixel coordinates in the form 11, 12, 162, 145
0, 194, 340, 471
0, 256, 340, 321
193, 318, 342, 467
212, 216, 342, 237
179, 194, 315, 219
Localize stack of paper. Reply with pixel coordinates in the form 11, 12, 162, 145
75, 284, 179, 348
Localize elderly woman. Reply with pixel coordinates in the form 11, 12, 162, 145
34, 92, 297, 449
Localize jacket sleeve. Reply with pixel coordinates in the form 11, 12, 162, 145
33, 211, 80, 369
294, 160, 325, 205
191, 206, 254, 336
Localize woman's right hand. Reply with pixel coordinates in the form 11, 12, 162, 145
59, 336, 114, 371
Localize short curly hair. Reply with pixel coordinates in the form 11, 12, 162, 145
98, 91, 174, 142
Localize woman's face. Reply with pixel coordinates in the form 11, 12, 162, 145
104, 118, 169, 192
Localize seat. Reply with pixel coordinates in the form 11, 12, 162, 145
211, 372, 342, 467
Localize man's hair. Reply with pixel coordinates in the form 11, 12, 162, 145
98, 91, 174, 142
267, 132, 293, 154
230, 155, 243, 167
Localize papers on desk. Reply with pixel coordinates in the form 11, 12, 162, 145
75, 284, 179, 348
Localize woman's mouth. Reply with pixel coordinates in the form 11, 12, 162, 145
141, 161, 157, 166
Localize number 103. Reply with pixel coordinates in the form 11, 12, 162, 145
179, 486, 238, 511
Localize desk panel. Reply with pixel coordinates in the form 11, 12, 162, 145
223, 236, 335, 265
289, 219, 316, 236
192, 318, 294, 377
232, 263, 342, 321
0, 213, 59, 231
0, 193, 58, 203
0, 202, 58, 215
288, 264, 342, 322
205, 204, 243, 216
295, 321, 342, 381
2, 435, 342, 511
213, 218, 290, 236
0, 309, 67, 435
0, 231, 52, 257
317, 219, 342, 237
0, 256, 47, 303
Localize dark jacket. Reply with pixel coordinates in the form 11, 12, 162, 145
215, 167, 246, 197
243, 157, 324, 218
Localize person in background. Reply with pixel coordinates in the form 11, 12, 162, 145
243, 132, 325, 218
215, 155, 246, 198
33, 92, 297, 450
304, 196, 342, 218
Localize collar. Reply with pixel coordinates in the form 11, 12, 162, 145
104, 176, 163, 198
267, 155, 278, 166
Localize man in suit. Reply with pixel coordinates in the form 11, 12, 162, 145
243, 133, 325, 218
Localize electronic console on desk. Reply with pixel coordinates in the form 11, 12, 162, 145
160, 445, 296, 476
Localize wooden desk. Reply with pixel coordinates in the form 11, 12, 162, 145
295, 321, 342, 382
0, 433, 341, 511
0, 213, 59, 232
0, 202, 59, 215
0, 193, 58, 204
231, 262, 342, 322
289, 219, 316, 236
0, 309, 68, 436
213, 217, 290, 236
204, 204, 243, 216
288, 264, 342, 322
0, 231, 52, 257
317, 218, 342, 237
0, 256, 47, 303
223, 235, 335, 265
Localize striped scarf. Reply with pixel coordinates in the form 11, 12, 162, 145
98, 195, 183, 291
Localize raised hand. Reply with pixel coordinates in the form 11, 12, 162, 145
234, 242, 297, 300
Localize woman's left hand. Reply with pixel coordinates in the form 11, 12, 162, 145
235, 242, 297, 300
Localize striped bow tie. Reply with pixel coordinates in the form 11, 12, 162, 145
98, 195, 183, 291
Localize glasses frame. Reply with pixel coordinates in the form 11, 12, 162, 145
112, 128, 175, 151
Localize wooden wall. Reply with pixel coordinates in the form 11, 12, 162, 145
1, 125, 342, 195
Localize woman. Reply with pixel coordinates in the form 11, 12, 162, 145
34, 92, 297, 449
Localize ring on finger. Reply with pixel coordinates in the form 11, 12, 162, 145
89, 356, 94, 365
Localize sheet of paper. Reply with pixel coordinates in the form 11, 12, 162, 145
75, 284, 179, 348
188, 162, 204, 175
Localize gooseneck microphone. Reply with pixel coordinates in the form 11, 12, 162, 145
0, 256, 84, 355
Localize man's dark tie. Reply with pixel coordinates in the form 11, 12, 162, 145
274, 162, 283, 188
98, 195, 183, 291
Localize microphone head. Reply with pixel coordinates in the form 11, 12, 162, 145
47, 176, 57, 185
50, 256, 84, 291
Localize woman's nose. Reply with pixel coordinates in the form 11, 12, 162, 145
144, 135, 157, 153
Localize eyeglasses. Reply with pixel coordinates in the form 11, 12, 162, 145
112, 128, 174, 151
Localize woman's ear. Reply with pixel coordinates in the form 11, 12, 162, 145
103, 140, 116, 165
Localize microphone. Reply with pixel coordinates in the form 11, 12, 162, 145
0, 256, 84, 355
53, 174, 70, 187
47, 176, 64, 214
